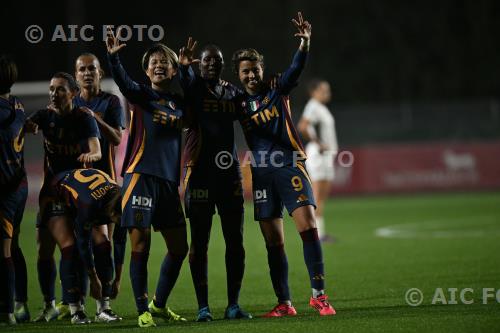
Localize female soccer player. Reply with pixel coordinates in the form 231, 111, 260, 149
106, 26, 188, 327
298, 79, 338, 242
178, 41, 251, 321
55, 52, 126, 322
27, 72, 101, 324
0, 55, 29, 325
52, 168, 122, 320
232, 12, 336, 317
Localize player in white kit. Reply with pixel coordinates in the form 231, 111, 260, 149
298, 79, 338, 242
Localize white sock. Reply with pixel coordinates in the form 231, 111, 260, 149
69, 303, 83, 315
15, 301, 26, 310
45, 300, 55, 309
316, 216, 325, 238
312, 288, 325, 298
96, 297, 110, 313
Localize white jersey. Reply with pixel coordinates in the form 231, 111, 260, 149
302, 98, 338, 181
302, 98, 338, 154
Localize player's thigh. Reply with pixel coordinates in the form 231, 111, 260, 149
291, 205, 317, 233
152, 179, 186, 232
252, 172, 283, 221
121, 173, 155, 230
184, 170, 215, 220
275, 163, 316, 218
92, 224, 110, 245
258, 218, 285, 246
0, 180, 27, 241
36, 227, 56, 258
47, 215, 75, 249
128, 227, 151, 253
159, 225, 188, 257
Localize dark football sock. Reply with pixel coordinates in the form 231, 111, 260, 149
12, 246, 28, 302
154, 253, 185, 308
37, 258, 56, 303
130, 251, 149, 313
300, 228, 325, 291
94, 241, 113, 298
266, 244, 290, 302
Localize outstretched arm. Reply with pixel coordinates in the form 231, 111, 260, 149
278, 12, 312, 94
79, 106, 122, 146
105, 26, 143, 102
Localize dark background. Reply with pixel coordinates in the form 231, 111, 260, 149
2, 0, 499, 144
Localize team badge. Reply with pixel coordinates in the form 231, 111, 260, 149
135, 211, 143, 223
241, 101, 246, 108
262, 96, 270, 105
296, 194, 309, 203
250, 100, 260, 112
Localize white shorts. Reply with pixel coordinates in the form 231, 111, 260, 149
305, 143, 336, 182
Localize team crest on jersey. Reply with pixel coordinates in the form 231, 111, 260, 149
262, 96, 270, 105
296, 194, 309, 203
250, 100, 260, 112
241, 101, 246, 108
134, 211, 143, 223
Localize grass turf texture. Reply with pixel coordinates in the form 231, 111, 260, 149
9, 192, 500, 332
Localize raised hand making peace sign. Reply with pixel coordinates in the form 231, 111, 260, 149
179, 36, 199, 66
292, 12, 312, 47
105, 26, 127, 55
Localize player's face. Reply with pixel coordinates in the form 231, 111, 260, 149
146, 52, 177, 85
238, 60, 263, 95
314, 82, 331, 104
49, 78, 76, 110
200, 49, 223, 81
75, 56, 102, 90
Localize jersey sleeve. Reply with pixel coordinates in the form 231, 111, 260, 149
81, 112, 101, 139
105, 95, 125, 129
28, 109, 46, 128
178, 64, 196, 91
107, 53, 145, 104
277, 50, 308, 95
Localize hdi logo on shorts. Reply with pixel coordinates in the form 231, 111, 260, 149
132, 195, 152, 208
254, 190, 267, 200
190, 189, 209, 200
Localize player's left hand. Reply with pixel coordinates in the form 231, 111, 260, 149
78, 106, 95, 118
292, 12, 312, 41
89, 277, 103, 300
77, 152, 98, 164
179, 37, 199, 66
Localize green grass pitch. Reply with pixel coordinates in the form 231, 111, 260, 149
8, 192, 500, 332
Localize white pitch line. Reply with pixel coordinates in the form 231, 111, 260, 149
375, 216, 500, 239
